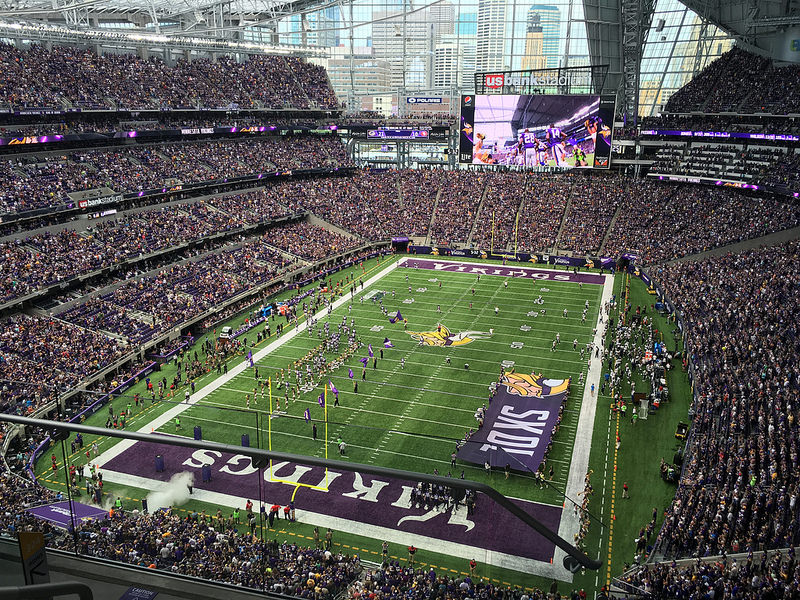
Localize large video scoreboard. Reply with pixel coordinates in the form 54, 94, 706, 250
458, 94, 615, 169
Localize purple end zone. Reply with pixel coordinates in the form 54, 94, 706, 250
28, 501, 109, 528
402, 258, 606, 285
104, 441, 562, 562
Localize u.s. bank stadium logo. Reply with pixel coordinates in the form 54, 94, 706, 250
502, 372, 570, 397
407, 325, 493, 347
484, 74, 505, 89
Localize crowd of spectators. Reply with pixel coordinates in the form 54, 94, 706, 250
620, 551, 799, 598
0, 201, 260, 303
603, 180, 800, 263
429, 170, 487, 247
0, 461, 361, 596
0, 43, 338, 110
205, 189, 290, 225
652, 240, 800, 558
514, 175, 572, 252
266, 221, 359, 261
665, 48, 770, 113
664, 46, 800, 115
471, 172, 526, 250
398, 169, 447, 238
5, 166, 799, 309
758, 151, 800, 192
0, 135, 349, 215
649, 144, 793, 184
0, 314, 128, 421
559, 175, 625, 255
0, 221, 313, 423
278, 171, 401, 241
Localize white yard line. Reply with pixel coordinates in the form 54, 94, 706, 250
94, 259, 611, 582
94, 259, 400, 468
552, 272, 614, 581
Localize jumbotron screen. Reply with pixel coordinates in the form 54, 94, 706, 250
458, 94, 615, 168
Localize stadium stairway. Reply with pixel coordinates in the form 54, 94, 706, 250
599, 202, 624, 257
395, 172, 404, 207
286, 58, 314, 106
466, 183, 490, 247
306, 213, 364, 244
666, 224, 800, 264
424, 187, 442, 245
553, 183, 576, 250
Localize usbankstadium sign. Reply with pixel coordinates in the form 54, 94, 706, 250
483, 73, 592, 89
475, 65, 607, 95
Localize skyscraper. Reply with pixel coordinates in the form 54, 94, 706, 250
528, 5, 561, 70
372, 9, 435, 90
430, 1, 456, 42
521, 11, 546, 71
476, 0, 507, 73
434, 35, 464, 90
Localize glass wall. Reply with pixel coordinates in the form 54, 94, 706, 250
244, 0, 592, 114
240, 0, 734, 118
638, 0, 733, 117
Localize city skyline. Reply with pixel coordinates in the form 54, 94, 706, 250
280, 0, 733, 116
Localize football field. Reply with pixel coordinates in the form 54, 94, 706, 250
37, 254, 614, 583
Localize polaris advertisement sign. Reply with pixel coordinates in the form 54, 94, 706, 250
406, 97, 443, 104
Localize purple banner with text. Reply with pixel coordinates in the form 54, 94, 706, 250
102, 439, 561, 563
27, 501, 109, 529
401, 257, 605, 285
457, 374, 569, 473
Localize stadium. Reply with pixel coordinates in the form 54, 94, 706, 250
0, 0, 798, 598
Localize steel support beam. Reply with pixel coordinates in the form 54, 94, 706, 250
620, 0, 655, 122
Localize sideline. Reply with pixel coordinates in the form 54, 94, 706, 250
94, 258, 400, 468
551, 271, 615, 580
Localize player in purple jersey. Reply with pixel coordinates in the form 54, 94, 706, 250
546, 124, 568, 167
533, 137, 547, 166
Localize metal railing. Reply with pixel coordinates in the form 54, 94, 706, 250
0, 581, 93, 600
0, 413, 601, 571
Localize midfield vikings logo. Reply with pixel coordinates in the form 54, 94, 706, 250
502, 372, 570, 397
406, 324, 493, 347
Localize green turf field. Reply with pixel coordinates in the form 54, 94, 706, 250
190, 258, 601, 500
34, 254, 692, 596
